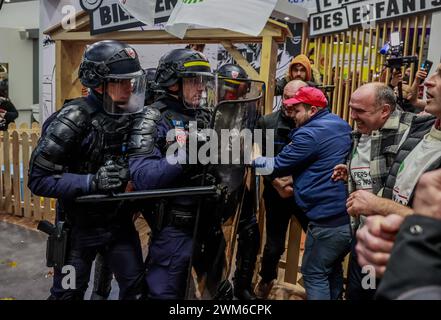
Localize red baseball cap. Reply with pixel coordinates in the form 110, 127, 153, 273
283, 86, 328, 108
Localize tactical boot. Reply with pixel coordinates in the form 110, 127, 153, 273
233, 223, 260, 300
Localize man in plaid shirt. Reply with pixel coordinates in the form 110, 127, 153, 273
332, 82, 415, 300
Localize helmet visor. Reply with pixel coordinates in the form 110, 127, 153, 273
181, 73, 216, 110
218, 77, 262, 103
102, 71, 146, 115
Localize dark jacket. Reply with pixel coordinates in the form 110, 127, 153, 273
254, 109, 352, 224
0, 97, 18, 130
376, 215, 441, 300
256, 110, 294, 188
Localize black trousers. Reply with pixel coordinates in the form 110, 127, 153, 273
49, 227, 144, 300
259, 188, 308, 282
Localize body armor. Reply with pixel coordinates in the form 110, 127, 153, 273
30, 97, 133, 227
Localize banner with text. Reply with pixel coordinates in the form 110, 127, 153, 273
310, 0, 441, 37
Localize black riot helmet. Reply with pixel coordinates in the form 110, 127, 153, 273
155, 48, 216, 109
217, 64, 248, 79
217, 63, 250, 101
78, 40, 145, 115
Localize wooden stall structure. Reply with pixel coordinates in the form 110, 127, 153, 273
42, 11, 306, 287
45, 10, 292, 115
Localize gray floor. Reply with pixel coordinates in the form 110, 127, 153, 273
0, 221, 119, 300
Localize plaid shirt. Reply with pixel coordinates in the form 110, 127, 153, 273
348, 109, 415, 195
348, 109, 415, 230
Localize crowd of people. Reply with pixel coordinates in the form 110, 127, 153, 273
27, 39, 441, 300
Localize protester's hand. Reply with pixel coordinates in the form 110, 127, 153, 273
413, 169, 441, 220
277, 185, 294, 198
400, 84, 415, 102
272, 176, 294, 198
347, 190, 379, 217
272, 176, 293, 189
331, 164, 348, 182
356, 214, 404, 277
390, 69, 403, 87
415, 69, 428, 83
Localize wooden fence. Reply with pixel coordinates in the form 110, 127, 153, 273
0, 123, 55, 222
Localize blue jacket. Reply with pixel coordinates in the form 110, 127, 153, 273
254, 109, 351, 224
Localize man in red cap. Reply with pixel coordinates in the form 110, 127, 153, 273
252, 86, 352, 300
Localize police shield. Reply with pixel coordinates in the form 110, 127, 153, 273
188, 79, 265, 299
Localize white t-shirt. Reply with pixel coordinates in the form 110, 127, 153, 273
350, 134, 373, 192
393, 125, 441, 206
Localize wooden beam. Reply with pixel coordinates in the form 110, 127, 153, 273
260, 36, 278, 115
44, 10, 89, 36
51, 26, 286, 43
55, 41, 64, 110
71, 66, 79, 85
284, 218, 303, 285
220, 41, 260, 80
56, 41, 85, 110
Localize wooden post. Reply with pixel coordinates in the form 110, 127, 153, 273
284, 217, 303, 285
260, 36, 278, 115
410, 16, 419, 85
56, 41, 85, 110
12, 131, 21, 216
22, 133, 31, 218
31, 133, 41, 220
3, 131, 12, 213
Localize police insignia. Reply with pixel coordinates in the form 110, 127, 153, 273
231, 70, 239, 79
125, 48, 136, 59
172, 120, 187, 147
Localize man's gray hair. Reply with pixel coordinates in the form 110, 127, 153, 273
374, 83, 397, 111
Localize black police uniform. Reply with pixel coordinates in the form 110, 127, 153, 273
216, 64, 261, 300
28, 40, 146, 300
128, 48, 216, 299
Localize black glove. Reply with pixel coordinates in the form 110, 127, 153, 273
90, 161, 127, 193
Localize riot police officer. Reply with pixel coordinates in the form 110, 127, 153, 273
28, 40, 147, 300
128, 48, 217, 299
216, 64, 260, 300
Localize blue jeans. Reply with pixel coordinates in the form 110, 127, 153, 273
300, 223, 352, 300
